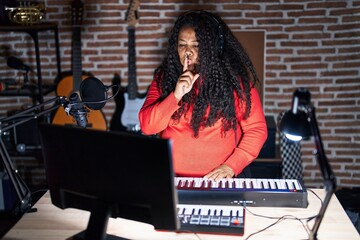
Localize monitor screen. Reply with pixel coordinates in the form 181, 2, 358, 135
38, 124, 179, 240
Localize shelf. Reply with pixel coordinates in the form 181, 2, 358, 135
0, 84, 56, 99
0, 22, 61, 103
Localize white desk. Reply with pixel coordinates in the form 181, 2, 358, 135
3, 189, 360, 240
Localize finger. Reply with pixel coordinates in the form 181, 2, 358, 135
183, 55, 188, 72
191, 73, 200, 86
204, 171, 220, 181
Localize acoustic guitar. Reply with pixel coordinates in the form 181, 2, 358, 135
120, 0, 147, 132
52, 0, 107, 130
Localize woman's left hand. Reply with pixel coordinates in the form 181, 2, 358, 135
204, 165, 234, 181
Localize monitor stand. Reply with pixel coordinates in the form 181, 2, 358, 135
69, 203, 129, 240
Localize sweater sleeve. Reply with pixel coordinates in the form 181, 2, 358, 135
138, 80, 180, 135
224, 88, 268, 176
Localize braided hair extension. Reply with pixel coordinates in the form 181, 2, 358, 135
154, 10, 259, 137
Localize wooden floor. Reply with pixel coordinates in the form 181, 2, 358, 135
0, 188, 47, 238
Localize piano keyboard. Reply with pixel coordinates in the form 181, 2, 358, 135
176, 177, 308, 208
177, 204, 244, 235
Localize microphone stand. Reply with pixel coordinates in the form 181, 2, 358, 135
304, 105, 337, 240
0, 96, 66, 216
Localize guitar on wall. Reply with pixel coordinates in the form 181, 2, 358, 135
109, 73, 127, 131
52, 0, 107, 130
120, 0, 147, 132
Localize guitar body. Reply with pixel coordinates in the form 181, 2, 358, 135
52, 72, 107, 130
51, 0, 107, 131
120, 92, 146, 131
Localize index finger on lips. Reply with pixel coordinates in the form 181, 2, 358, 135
183, 54, 188, 72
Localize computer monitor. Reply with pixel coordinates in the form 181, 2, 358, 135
38, 124, 179, 240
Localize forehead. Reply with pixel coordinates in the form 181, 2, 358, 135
178, 26, 197, 41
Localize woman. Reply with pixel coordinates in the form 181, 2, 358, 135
139, 10, 267, 180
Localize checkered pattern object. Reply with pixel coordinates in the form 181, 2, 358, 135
278, 112, 303, 180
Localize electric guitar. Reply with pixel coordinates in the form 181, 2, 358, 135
52, 0, 107, 130
120, 0, 147, 132
109, 73, 126, 131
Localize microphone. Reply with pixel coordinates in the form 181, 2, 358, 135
63, 77, 118, 128
7, 56, 33, 72
67, 92, 88, 128
79, 77, 109, 110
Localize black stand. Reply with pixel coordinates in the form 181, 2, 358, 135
305, 105, 337, 240
0, 96, 65, 216
72, 203, 127, 240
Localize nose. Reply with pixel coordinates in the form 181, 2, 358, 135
185, 48, 192, 56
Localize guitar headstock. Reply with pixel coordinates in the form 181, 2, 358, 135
71, 0, 84, 26
125, 0, 140, 27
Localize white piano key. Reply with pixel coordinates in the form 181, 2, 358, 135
285, 179, 295, 190
226, 178, 233, 188
245, 179, 252, 188
221, 179, 227, 188
274, 179, 285, 189
193, 178, 202, 188
184, 207, 194, 215
253, 179, 261, 189
211, 180, 219, 188
178, 206, 185, 215
203, 180, 210, 188
199, 206, 211, 216
261, 179, 269, 189
279, 179, 288, 189
268, 179, 276, 189
234, 179, 241, 188
292, 179, 302, 190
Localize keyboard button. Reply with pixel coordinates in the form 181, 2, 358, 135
200, 215, 211, 225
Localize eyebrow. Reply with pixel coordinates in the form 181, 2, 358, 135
178, 39, 199, 43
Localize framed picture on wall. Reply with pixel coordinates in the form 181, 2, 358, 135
233, 30, 265, 105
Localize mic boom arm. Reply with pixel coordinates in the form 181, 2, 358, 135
0, 96, 65, 216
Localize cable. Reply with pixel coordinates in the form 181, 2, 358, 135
244, 189, 323, 240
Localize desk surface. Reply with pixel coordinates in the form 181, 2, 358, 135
3, 189, 359, 240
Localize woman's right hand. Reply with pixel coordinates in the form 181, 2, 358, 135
174, 57, 199, 102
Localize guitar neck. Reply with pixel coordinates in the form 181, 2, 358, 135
72, 25, 83, 92
127, 26, 138, 100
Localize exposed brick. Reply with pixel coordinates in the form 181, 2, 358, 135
280, 41, 318, 47
287, 9, 326, 17
257, 19, 295, 25
0, 0, 358, 189
285, 25, 324, 32
328, 23, 360, 33
321, 70, 358, 77
292, 33, 332, 40
298, 17, 338, 24
325, 54, 360, 62
265, 4, 304, 11
307, 2, 347, 9
245, 12, 283, 18
343, 15, 360, 23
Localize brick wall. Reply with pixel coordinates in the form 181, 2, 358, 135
0, 0, 359, 188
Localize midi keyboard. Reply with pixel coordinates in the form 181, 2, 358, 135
177, 204, 244, 235
176, 177, 308, 208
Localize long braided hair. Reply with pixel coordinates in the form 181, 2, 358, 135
154, 10, 259, 137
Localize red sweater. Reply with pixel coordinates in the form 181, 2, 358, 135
139, 80, 268, 177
